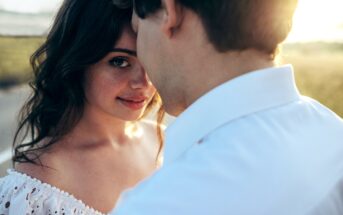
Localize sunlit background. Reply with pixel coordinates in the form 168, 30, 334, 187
287, 0, 343, 43
0, 0, 343, 42
0, 0, 60, 13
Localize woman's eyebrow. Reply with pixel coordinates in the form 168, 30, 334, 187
111, 48, 137, 56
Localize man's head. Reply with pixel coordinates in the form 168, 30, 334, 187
133, 0, 298, 54
124, 0, 298, 115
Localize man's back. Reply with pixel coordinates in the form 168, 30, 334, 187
182, 97, 343, 214
113, 66, 343, 215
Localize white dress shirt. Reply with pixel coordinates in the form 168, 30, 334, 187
112, 65, 343, 215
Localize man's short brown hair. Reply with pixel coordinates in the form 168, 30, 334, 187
132, 0, 298, 55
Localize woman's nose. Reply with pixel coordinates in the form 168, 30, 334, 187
129, 66, 151, 89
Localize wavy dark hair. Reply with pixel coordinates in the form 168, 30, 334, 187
13, 0, 164, 165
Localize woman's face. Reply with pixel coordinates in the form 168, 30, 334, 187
84, 27, 156, 121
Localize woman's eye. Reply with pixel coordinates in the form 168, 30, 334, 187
109, 57, 130, 68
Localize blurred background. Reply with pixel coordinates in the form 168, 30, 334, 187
0, 0, 343, 176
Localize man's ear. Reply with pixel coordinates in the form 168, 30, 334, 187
161, 0, 183, 38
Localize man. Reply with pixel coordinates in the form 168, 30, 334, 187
112, 0, 343, 214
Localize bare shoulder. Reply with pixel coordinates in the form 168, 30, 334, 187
15, 162, 52, 183
14, 140, 69, 185
139, 119, 166, 134
138, 119, 165, 154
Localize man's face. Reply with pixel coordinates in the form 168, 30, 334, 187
132, 9, 185, 116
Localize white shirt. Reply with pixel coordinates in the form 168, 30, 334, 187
112, 65, 343, 215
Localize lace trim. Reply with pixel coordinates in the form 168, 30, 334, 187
7, 169, 106, 215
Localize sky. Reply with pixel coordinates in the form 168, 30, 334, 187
0, 0, 342, 42
0, 0, 61, 13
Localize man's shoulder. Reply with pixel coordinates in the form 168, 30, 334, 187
197, 95, 343, 172
206, 95, 343, 140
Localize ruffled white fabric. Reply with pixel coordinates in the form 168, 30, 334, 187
0, 169, 106, 215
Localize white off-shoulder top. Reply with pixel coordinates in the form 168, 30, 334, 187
0, 169, 106, 215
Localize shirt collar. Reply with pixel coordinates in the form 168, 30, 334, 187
164, 65, 301, 165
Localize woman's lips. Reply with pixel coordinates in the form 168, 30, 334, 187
116, 96, 148, 110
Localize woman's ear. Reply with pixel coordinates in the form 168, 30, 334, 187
161, 0, 183, 38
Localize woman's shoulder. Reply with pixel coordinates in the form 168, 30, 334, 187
139, 119, 166, 133
0, 169, 105, 215
138, 119, 166, 146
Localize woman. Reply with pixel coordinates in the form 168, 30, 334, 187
0, 0, 164, 214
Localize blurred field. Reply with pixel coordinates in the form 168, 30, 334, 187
0, 36, 343, 117
0, 36, 44, 86
281, 43, 343, 117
